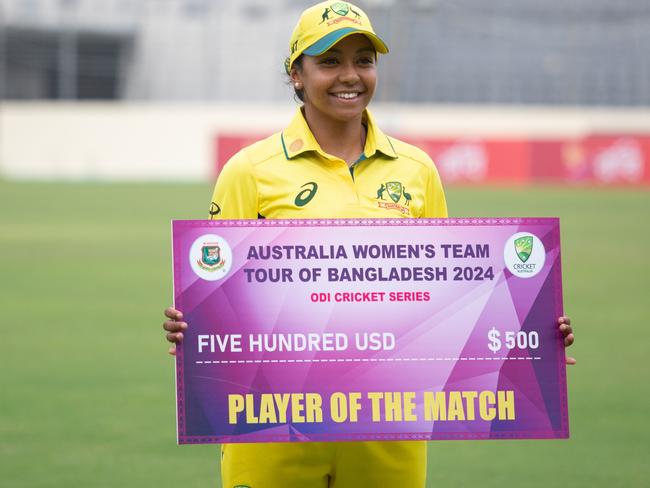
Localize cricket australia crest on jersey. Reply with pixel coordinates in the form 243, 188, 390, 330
375, 181, 412, 215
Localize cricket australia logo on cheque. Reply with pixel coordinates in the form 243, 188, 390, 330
376, 181, 412, 215
503, 232, 546, 278
189, 234, 233, 281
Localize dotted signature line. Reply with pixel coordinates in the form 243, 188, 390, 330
195, 357, 542, 365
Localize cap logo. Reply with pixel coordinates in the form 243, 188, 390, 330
331, 3, 350, 16
320, 2, 363, 26
288, 1, 383, 73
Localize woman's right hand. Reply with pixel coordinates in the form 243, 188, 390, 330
162, 307, 187, 356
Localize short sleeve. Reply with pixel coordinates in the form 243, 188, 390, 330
208, 150, 259, 220
423, 163, 448, 218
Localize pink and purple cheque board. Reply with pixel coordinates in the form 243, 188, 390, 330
172, 218, 569, 444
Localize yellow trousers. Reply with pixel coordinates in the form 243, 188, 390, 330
221, 441, 426, 487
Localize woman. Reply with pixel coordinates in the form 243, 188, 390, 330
163, 2, 576, 486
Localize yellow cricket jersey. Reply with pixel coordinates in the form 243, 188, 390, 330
210, 108, 447, 221
210, 108, 446, 488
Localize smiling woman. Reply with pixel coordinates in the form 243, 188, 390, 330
199, 0, 448, 222
162, 2, 447, 486
289, 35, 378, 164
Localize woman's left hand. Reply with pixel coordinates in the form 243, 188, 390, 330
558, 316, 576, 365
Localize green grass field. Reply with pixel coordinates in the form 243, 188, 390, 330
1, 181, 649, 487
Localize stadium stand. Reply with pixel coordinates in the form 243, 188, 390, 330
0, 0, 648, 105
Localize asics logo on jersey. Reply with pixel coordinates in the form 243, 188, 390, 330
294, 182, 318, 207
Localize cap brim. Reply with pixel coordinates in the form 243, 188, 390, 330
302, 27, 389, 57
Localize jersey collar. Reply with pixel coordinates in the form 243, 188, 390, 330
281, 108, 398, 161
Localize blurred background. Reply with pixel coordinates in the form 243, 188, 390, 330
2, 0, 650, 182
1, 1, 649, 487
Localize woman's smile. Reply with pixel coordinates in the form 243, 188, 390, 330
330, 91, 364, 101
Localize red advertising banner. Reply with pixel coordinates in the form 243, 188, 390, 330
529, 136, 650, 185
214, 133, 650, 186
399, 137, 531, 185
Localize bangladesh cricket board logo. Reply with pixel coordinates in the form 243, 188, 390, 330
199, 244, 224, 271
504, 232, 545, 278
189, 234, 233, 281
376, 181, 412, 215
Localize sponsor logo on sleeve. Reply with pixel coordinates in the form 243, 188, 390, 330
209, 202, 222, 218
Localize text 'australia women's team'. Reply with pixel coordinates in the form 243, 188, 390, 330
246, 243, 490, 260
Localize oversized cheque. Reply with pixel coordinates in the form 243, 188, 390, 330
172, 218, 569, 444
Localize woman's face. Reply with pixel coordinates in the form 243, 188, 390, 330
292, 34, 377, 123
